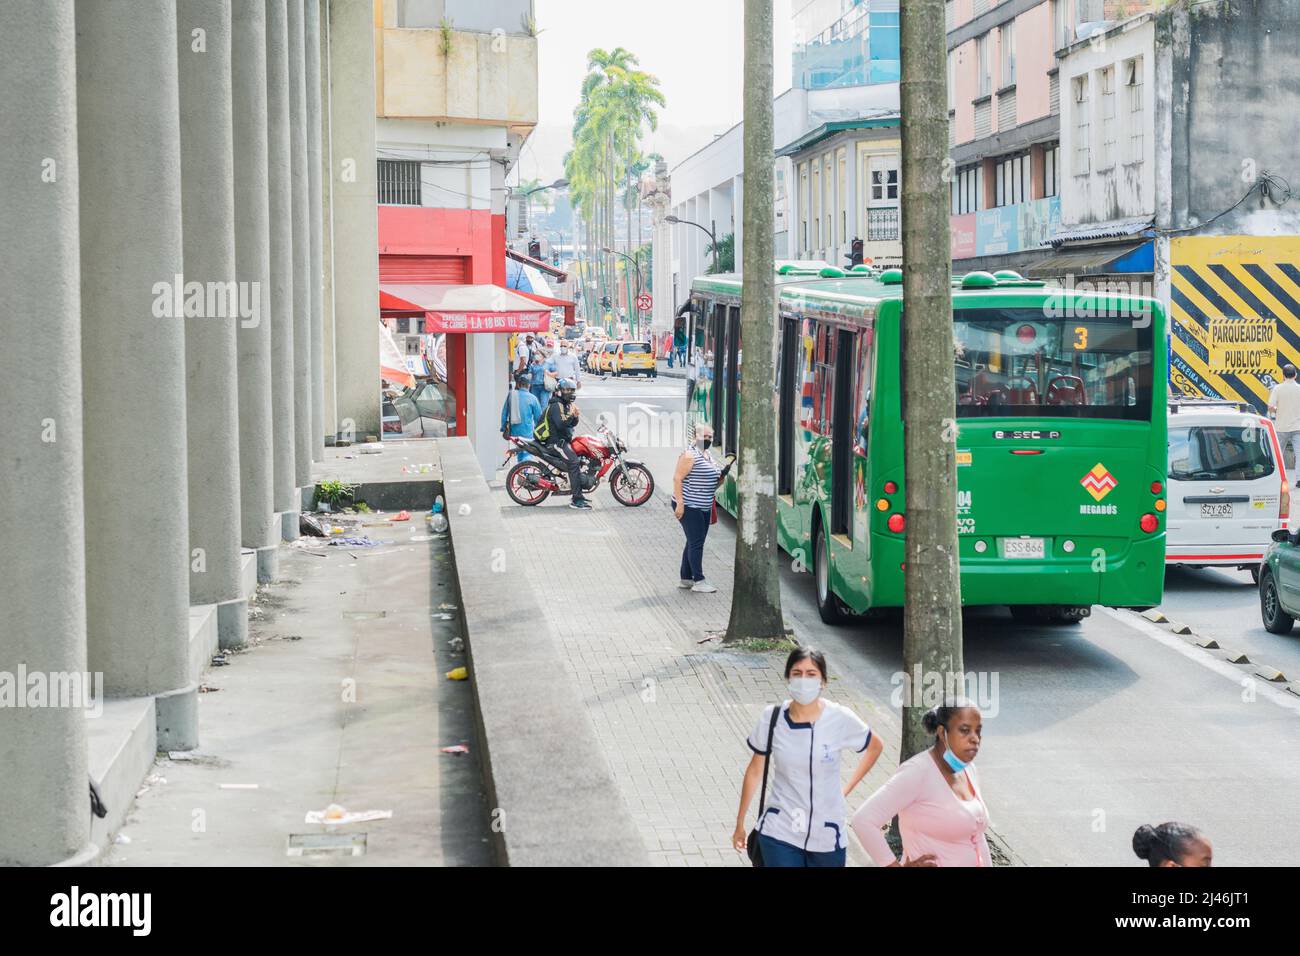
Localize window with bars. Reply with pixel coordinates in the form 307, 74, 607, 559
377, 159, 422, 205
1073, 75, 1090, 175
995, 153, 1030, 207
1045, 144, 1061, 197
951, 164, 983, 215
867, 208, 900, 242
1052, 0, 1072, 50
1001, 21, 1016, 87
1125, 57, 1144, 164
976, 34, 991, 98
1099, 66, 1116, 170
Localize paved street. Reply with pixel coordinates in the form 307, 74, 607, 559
1158, 565, 1300, 683
513, 376, 1300, 866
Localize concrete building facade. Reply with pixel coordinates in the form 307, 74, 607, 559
0, 0, 380, 866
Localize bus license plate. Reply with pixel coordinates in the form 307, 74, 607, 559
1004, 538, 1045, 559
1200, 502, 1232, 518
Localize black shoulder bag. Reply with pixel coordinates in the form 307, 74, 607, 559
747, 705, 781, 867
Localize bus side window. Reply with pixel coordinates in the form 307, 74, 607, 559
855, 328, 874, 454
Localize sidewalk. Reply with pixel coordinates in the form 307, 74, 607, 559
656, 357, 686, 379
492, 475, 904, 866
99, 505, 492, 867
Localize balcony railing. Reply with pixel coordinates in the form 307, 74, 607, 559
867, 207, 900, 242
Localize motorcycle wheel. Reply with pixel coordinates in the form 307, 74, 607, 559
610, 463, 655, 507
505, 460, 552, 506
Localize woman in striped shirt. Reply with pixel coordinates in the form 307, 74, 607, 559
673, 425, 725, 593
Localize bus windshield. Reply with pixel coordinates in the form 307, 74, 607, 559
953, 308, 1153, 420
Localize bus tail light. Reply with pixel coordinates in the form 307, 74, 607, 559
1140, 513, 1159, 534
1282, 479, 1291, 521
888, 513, 906, 533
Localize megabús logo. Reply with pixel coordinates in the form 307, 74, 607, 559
49, 886, 151, 936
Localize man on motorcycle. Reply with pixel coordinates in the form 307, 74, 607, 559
542, 378, 590, 510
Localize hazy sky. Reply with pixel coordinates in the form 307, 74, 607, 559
519, 0, 794, 185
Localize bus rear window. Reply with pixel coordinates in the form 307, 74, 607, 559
953, 308, 1153, 420
1169, 425, 1274, 482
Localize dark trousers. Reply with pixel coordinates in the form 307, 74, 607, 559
551, 441, 584, 502
756, 833, 846, 868
679, 506, 711, 581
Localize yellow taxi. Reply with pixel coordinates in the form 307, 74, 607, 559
614, 341, 656, 378
597, 341, 619, 374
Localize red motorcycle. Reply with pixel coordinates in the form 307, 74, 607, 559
503, 423, 655, 507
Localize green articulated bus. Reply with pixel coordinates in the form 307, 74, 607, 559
687, 263, 1168, 625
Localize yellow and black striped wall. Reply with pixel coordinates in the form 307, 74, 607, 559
1169, 236, 1300, 412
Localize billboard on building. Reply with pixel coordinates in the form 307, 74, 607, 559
1169, 235, 1300, 413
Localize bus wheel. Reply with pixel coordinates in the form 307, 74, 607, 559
813, 525, 850, 626
1047, 605, 1091, 625
1249, 564, 1261, 585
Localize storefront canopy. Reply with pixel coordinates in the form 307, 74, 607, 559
379, 283, 550, 334
1026, 241, 1154, 278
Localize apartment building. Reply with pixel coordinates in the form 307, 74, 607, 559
946, 0, 1128, 273
372, 0, 542, 474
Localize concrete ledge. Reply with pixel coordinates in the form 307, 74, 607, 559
308, 478, 443, 513
239, 548, 257, 598
86, 698, 156, 851
188, 604, 219, 683
437, 437, 649, 866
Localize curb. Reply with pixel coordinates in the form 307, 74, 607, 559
435, 437, 649, 866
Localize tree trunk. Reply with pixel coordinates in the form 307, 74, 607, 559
725, 0, 784, 643
899, 0, 963, 762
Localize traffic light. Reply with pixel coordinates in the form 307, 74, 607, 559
847, 237, 864, 268
527, 239, 541, 259
601, 295, 611, 310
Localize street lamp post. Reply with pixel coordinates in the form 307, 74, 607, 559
519, 177, 569, 247
603, 246, 643, 339
666, 214, 719, 275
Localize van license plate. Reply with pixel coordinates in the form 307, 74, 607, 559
1004, 538, 1045, 559
1200, 503, 1232, 518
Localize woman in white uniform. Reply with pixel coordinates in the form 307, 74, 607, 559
732, 646, 885, 866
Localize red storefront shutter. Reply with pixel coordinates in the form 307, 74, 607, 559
379, 255, 468, 284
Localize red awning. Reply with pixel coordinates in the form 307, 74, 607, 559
506, 248, 567, 282
378, 283, 550, 334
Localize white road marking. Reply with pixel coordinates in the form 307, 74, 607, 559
1099, 605, 1300, 715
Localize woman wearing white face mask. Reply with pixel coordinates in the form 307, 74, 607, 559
732, 647, 884, 867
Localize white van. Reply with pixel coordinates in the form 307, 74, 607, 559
1166, 401, 1290, 582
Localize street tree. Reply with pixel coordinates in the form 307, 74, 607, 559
899, 0, 963, 760
725, 0, 785, 644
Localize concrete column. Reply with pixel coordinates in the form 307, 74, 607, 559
0, 0, 92, 867
231, 0, 279, 583
329, 0, 382, 440
319, 0, 340, 444
288, 0, 313, 492
76, 0, 196, 749
306, 0, 327, 459
177, 0, 246, 650
266, 0, 300, 539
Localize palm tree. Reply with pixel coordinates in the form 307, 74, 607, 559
565, 48, 665, 335
726, 0, 785, 643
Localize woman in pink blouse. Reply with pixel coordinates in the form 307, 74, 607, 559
851, 698, 990, 867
